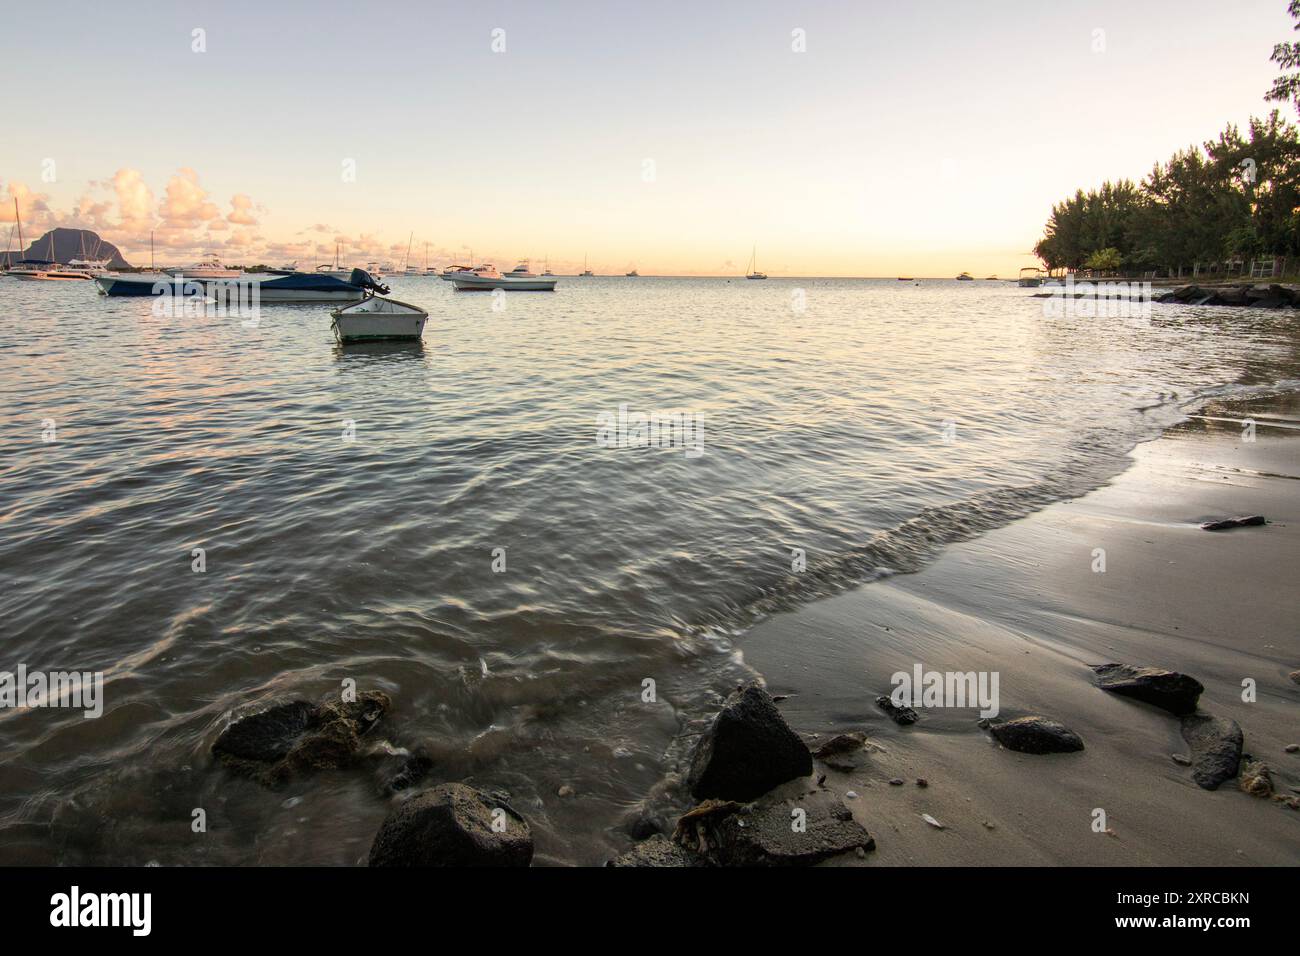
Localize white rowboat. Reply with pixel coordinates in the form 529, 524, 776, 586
331, 295, 428, 343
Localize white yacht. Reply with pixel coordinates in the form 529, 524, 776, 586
443, 264, 557, 291
167, 256, 241, 279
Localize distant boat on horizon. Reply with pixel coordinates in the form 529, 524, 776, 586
897, 276, 914, 281
580, 253, 593, 276
625, 268, 639, 277
746, 245, 767, 280
956, 271, 974, 281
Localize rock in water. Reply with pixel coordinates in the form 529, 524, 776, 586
687, 684, 813, 801
988, 716, 1084, 754
686, 790, 874, 866
1091, 663, 1204, 715
1199, 515, 1266, 531
368, 783, 533, 867
876, 695, 919, 725
607, 835, 707, 867
1180, 714, 1243, 790
212, 691, 391, 788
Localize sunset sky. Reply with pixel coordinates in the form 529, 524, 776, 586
0, 0, 1292, 275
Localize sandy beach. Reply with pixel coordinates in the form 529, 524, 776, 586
737, 392, 1300, 866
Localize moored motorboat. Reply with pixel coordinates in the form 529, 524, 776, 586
1018, 267, 1043, 288
166, 256, 241, 279
94, 269, 374, 302
331, 294, 428, 343
443, 264, 558, 291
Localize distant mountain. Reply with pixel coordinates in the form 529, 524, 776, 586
2, 228, 131, 268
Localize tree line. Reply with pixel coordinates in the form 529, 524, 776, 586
1035, 3, 1300, 276
1033, 112, 1299, 275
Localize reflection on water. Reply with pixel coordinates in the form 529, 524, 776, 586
0, 276, 1297, 865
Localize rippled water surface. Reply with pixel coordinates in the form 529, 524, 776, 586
1, 276, 1297, 864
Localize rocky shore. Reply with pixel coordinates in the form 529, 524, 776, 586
1153, 282, 1300, 308
205, 395, 1299, 866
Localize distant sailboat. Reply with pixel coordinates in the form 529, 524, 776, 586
746, 245, 767, 280
4, 209, 92, 280
580, 253, 593, 276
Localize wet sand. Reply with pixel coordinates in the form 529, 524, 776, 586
738, 393, 1300, 865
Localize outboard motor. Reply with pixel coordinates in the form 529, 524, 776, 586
348, 268, 390, 296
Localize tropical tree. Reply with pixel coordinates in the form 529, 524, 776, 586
1084, 247, 1122, 273
1266, 0, 1300, 114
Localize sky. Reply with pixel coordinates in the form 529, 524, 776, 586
0, 0, 1293, 275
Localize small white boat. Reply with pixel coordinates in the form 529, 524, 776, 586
1018, 267, 1043, 288
745, 245, 767, 280
331, 295, 428, 343
506, 261, 537, 279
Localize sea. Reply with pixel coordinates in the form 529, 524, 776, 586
1, 274, 1297, 864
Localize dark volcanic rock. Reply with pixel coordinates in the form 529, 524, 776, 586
1091, 663, 1204, 715
687, 684, 813, 801
813, 732, 866, 759
382, 753, 434, 795
876, 695, 919, 725
212, 691, 391, 788
1199, 515, 1266, 531
1180, 714, 1243, 790
687, 790, 874, 866
368, 783, 533, 867
988, 716, 1084, 754
607, 835, 707, 867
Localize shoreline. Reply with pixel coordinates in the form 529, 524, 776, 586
723, 391, 1299, 865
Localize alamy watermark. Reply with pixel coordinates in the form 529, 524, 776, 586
0, 665, 103, 718
1041, 276, 1153, 319
890, 663, 999, 718
151, 276, 262, 327
596, 403, 704, 458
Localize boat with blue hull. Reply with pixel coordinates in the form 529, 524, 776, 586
94, 270, 374, 302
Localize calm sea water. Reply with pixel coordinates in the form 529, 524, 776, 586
1, 275, 1297, 865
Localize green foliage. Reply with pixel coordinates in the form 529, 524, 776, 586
1084, 247, 1122, 272
1035, 112, 1300, 272
1266, 0, 1300, 113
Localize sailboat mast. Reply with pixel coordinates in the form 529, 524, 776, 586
15, 198, 24, 259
